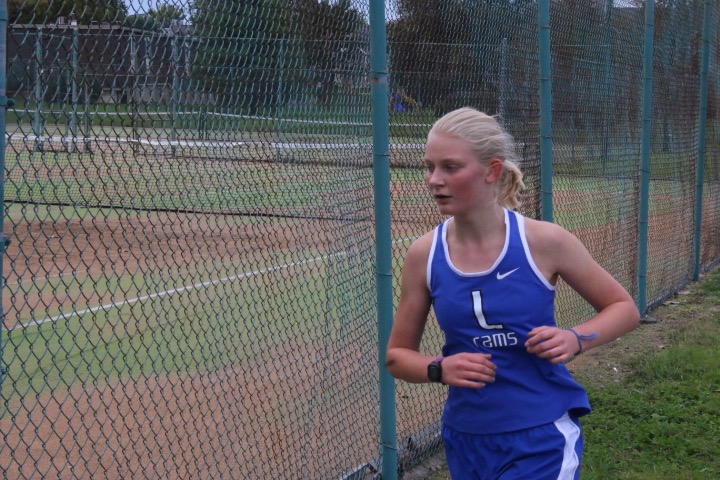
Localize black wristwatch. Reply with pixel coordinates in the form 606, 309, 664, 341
427, 357, 444, 383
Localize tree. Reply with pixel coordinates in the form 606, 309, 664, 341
191, 0, 366, 112
190, 0, 294, 113
291, 0, 367, 108
388, 0, 479, 114
152, 4, 186, 25
10, 0, 127, 24
125, 4, 186, 30
389, 0, 537, 118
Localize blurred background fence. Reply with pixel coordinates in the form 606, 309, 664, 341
1, 0, 719, 479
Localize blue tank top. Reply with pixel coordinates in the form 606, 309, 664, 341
428, 209, 591, 434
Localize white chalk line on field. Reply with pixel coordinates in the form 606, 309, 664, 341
7, 235, 419, 333
6, 133, 423, 150
14, 111, 432, 128
8, 254, 333, 332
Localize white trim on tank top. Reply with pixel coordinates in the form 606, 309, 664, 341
426, 209, 556, 291
515, 211, 556, 291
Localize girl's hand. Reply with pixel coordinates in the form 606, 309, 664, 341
525, 326, 580, 364
441, 352, 497, 388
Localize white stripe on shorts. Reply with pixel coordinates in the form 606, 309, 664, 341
554, 413, 581, 480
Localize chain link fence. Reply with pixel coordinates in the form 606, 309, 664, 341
2, 0, 719, 479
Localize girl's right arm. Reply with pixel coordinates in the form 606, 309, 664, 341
386, 234, 497, 387
386, 234, 436, 383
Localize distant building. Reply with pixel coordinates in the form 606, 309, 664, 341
8, 19, 214, 106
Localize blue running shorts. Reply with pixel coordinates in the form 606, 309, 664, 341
442, 412, 584, 480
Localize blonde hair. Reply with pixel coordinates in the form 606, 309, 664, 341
429, 107, 525, 210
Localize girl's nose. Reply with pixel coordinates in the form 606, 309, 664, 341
426, 170, 443, 186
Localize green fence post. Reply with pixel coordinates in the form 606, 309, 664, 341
69, 17, 79, 153
33, 26, 44, 151
170, 20, 180, 157
0, 0, 10, 392
694, 0, 712, 280
538, 0, 553, 222
276, 36, 284, 162
130, 30, 139, 154
499, 37, 508, 122
369, 1, 397, 479
638, 0, 655, 315
602, 0, 614, 173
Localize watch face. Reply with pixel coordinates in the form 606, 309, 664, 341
428, 362, 442, 382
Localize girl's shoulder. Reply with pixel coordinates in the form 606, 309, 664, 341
523, 215, 559, 235
406, 229, 436, 261
522, 216, 577, 256
399, 230, 437, 290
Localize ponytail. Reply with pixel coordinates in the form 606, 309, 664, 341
498, 159, 525, 210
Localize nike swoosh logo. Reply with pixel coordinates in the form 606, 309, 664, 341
496, 268, 519, 280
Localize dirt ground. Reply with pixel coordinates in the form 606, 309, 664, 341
1, 206, 380, 479
404, 268, 719, 480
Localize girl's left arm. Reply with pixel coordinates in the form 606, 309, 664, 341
525, 222, 641, 363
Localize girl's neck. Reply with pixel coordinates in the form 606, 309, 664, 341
451, 204, 506, 243
446, 205, 507, 272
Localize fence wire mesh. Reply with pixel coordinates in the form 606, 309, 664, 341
700, 2, 720, 275
3, 2, 379, 479
1, 1, 719, 479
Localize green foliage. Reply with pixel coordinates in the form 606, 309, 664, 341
580, 274, 720, 480
124, 3, 186, 30
190, 0, 294, 112
699, 271, 720, 304
151, 4, 186, 24
190, 0, 367, 113
10, 0, 128, 24
292, 0, 367, 108
388, 0, 476, 113
388, 0, 535, 117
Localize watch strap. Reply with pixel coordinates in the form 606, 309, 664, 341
428, 356, 445, 383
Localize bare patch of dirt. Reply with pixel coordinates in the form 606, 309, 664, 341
567, 298, 691, 388
1, 338, 379, 479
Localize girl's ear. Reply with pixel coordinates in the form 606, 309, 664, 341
485, 158, 504, 183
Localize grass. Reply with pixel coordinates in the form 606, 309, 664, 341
5, 148, 368, 214
1, 228, 371, 417
7, 97, 376, 139
579, 271, 720, 480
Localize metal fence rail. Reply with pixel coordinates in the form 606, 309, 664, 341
1, 1, 719, 479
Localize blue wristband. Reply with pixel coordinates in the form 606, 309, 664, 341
567, 328, 599, 354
